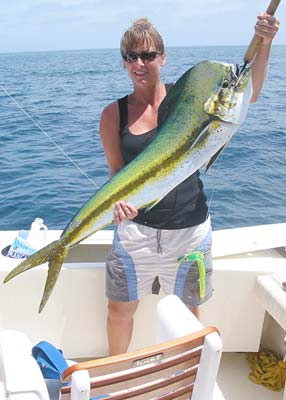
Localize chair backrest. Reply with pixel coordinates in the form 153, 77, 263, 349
60, 326, 218, 400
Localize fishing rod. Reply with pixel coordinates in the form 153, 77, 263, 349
239, 0, 281, 75
209, 0, 281, 212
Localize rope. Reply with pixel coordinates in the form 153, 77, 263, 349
156, 229, 163, 254
247, 349, 286, 391
0, 83, 99, 188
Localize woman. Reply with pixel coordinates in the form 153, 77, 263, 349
100, 15, 279, 355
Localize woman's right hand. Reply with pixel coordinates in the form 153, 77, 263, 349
113, 200, 138, 224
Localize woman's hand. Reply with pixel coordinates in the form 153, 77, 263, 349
250, 13, 280, 103
255, 13, 280, 45
113, 200, 138, 224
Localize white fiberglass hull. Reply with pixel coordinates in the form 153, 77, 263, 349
0, 223, 285, 359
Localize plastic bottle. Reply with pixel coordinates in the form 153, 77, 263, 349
8, 218, 48, 259
26, 218, 48, 250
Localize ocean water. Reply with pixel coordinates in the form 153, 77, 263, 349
0, 46, 285, 231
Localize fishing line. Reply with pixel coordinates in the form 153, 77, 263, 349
205, 149, 228, 215
206, 179, 216, 214
0, 83, 99, 189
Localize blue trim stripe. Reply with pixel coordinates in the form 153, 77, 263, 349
113, 226, 138, 301
197, 228, 212, 253
174, 227, 212, 298
174, 260, 193, 298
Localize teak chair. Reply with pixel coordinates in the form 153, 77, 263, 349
0, 295, 225, 400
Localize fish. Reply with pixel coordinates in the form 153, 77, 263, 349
3, 60, 252, 312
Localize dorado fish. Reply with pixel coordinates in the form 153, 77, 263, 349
4, 61, 252, 312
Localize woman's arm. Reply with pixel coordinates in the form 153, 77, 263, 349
100, 102, 138, 223
100, 102, 125, 177
250, 13, 280, 103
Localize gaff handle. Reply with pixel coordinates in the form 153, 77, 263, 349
243, 0, 281, 65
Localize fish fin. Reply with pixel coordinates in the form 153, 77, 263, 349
204, 143, 228, 172
157, 87, 178, 126
188, 121, 212, 151
3, 240, 68, 313
158, 70, 191, 126
38, 246, 69, 313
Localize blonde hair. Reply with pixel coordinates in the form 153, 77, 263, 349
120, 18, 165, 55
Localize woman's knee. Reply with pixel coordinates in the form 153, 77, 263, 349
108, 300, 139, 322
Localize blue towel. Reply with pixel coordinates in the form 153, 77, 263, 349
32, 341, 69, 381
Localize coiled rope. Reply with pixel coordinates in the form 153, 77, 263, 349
247, 349, 286, 391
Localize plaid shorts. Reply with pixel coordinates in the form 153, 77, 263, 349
105, 216, 213, 307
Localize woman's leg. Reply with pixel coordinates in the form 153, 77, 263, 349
107, 299, 139, 355
190, 306, 199, 319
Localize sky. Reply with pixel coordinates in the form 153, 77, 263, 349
0, 0, 284, 53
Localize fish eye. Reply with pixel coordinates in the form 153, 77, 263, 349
222, 80, 231, 89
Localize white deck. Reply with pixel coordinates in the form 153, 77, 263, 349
0, 224, 285, 357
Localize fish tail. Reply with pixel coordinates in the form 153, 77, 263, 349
3, 240, 69, 313
38, 245, 69, 313
3, 241, 58, 283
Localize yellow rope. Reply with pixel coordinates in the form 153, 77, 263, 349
246, 349, 286, 391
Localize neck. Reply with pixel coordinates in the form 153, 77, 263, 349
130, 82, 165, 106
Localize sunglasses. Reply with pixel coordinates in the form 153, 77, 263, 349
122, 51, 163, 63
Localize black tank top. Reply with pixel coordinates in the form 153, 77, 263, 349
118, 84, 208, 229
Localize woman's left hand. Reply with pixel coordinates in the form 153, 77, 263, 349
255, 13, 280, 45
113, 200, 138, 224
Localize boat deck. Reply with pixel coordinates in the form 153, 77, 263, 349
0, 225, 285, 399
218, 352, 283, 400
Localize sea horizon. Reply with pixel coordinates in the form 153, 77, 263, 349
1, 43, 286, 56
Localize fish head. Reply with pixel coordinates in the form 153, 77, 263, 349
204, 62, 252, 125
